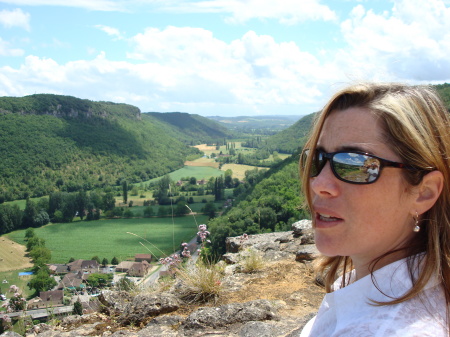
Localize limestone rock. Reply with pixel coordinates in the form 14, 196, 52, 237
98, 290, 133, 315
291, 220, 312, 236
117, 292, 181, 325
295, 244, 320, 262
183, 299, 278, 330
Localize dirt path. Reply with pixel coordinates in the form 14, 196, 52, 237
0, 236, 33, 272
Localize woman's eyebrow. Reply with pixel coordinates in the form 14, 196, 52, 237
336, 143, 378, 153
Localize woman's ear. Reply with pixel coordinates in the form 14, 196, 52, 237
414, 170, 444, 214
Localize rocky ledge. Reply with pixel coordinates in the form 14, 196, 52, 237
5, 220, 322, 337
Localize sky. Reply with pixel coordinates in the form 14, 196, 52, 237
0, 0, 450, 117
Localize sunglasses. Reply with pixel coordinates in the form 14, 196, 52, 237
302, 149, 418, 184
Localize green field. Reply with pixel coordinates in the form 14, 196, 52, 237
6, 215, 207, 264
145, 166, 224, 185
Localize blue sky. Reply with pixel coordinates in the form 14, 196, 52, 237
0, 0, 449, 117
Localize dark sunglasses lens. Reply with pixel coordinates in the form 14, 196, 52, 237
332, 153, 381, 183
308, 150, 323, 177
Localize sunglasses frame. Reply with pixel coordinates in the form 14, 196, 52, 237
304, 149, 418, 185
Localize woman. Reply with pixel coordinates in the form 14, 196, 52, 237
299, 83, 450, 336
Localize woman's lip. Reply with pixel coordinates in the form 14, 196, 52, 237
313, 207, 343, 228
314, 213, 343, 228
312, 206, 343, 220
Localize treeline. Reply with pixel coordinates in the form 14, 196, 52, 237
0, 190, 115, 235
207, 151, 308, 256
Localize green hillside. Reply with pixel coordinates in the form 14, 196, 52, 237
145, 112, 236, 145
435, 83, 450, 109
0, 94, 201, 201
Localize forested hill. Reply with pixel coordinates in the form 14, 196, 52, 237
0, 94, 206, 202
243, 113, 315, 154
145, 112, 235, 145
262, 113, 315, 154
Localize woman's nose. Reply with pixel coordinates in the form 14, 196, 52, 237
310, 161, 339, 197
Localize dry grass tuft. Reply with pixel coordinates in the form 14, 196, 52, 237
239, 248, 265, 274
175, 261, 224, 304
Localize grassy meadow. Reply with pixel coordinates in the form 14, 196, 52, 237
6, 215, 207, 264
143, 165, 224, 186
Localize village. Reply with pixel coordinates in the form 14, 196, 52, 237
3, 253, 155, 317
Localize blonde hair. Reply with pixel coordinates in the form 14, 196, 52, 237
300, 83, 450, 309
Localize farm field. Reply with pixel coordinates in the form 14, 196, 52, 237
184, 157, 219, 168
6, 215, 207, 264
221, 164, 268, 180
0, 236, 33, 272
144, 165, 224, 185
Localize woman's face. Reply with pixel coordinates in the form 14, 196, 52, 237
310, 107, 418, 268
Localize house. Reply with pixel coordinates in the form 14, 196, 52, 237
135, 254, 152, 263
127, 261, 150, 277
48, 264, 69, 275
68, 260, 99, 273
115, 261, 135, 273
116, 261, 150, 277
58, 271, 87, 290
27, 290, 64, 309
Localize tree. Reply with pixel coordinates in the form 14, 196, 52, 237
122, 180, 128, 204
22, 198, 38, 228
153, 175, 171, 203
102, 192, 115, 211
101, 258, 109, 266
91, 256, 101, 264
73, 299, 83, 316
87, 273, 113, 288
143, 206, 154, 217
29, 246, 52, 265
214, 176, 225, 201
202, 202, 217, 219
33, 210, 50, 227
174, 201, 189, 216
24, 228, 35, 240
115, 277, 135, 292
28, 267, 56, 294
111, 256, 119, 265
75, 190, 88, 220
26, 236, 45, 252
224, 174, 233, 188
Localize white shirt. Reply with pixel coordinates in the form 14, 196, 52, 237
300, 257, 448, 337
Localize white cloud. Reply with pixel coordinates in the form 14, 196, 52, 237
0, 8, 30, 30
163, 0, 337, 24
338, 0, 450, 82
95, 25, 125, 39
0, 37, 24, 56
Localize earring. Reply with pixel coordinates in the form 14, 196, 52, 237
413, 211, 420, 232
